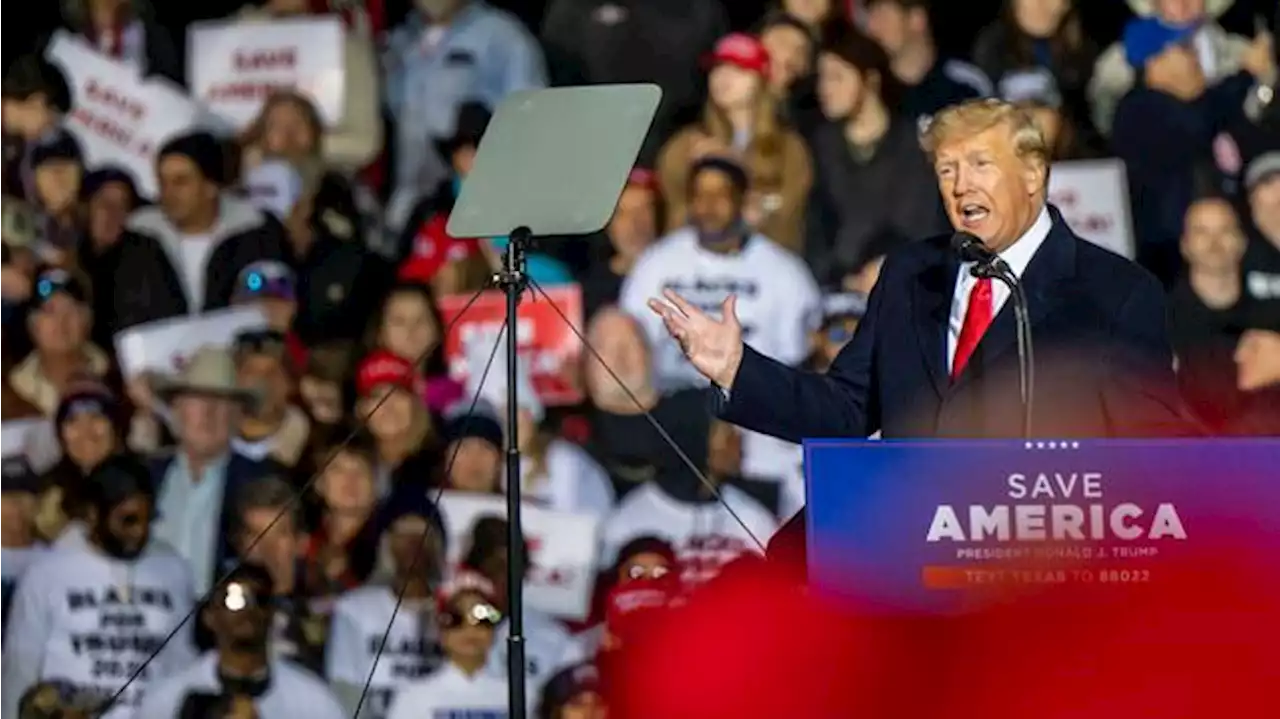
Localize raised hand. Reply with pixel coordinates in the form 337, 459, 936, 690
647, 289, 745, 389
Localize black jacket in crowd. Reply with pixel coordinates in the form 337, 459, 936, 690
806, 117, 949, 285
108, 196, 288, 332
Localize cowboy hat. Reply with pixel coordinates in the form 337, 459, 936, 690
154, 345, 259, 407
1126, 0, 1234, 19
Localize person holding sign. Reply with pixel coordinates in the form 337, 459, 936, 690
648, 99, 1195, 557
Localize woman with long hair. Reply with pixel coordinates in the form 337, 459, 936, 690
365, 282, 465, 414
657, 33, 813, 254
352, 349, 442, 496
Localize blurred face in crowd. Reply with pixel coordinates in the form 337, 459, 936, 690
1145, 45, 1205, 102
61, 410, 116, 472
318, 450, 376, 513
1012, 0, 1071, 38
783, 0, 832, 29
261, 99, 318, 160
933, 121, 1046, 253
1249, 173, 1280, 241
92, 495, 152, 559
386, 514, 441, 578
237, 352, 290, 419
586, 309, 651, 404
1180, 198, 1245, 275
708, 64, 761, 112
173, 394, 238, 458
158, 155, 218, 229
447, 438, 501, 493
208, 576, 272, 651
416, 0, 466, 20
865, 1, 927, 57
452, 144, 478, 178
28, 294, 89, 355
618, 551, 672, 585
817, 54, 872, 121
300, 375, 343, 425
1, 491, 37, 546
380, 291, 440, 364
440, 591, 499, 664
760, 24, 812, 94
86, 181, 134, 247
34, 160, 82, 216
1234, 330, 1280, 391
237, 505, 299, 587
1154, 0, 1204, 25
607, 184, 657, 260
559, 691, 607, 719
689, 168, 743, 239
2, 96, 57, 140
359, 384, 416, 440
708, 421, 742, 478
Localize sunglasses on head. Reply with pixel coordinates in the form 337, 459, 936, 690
440, 601, 502, 629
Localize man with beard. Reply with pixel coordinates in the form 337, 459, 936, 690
1, 455, 196, 719
138, 563, 345, 718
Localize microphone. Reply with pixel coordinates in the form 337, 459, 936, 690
949, 231, 1036, 439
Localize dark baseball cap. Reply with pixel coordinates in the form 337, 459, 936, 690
233, 260, 296, 302
31, 268, 89, 308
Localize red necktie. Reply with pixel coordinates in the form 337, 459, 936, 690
952, 277, 993, 381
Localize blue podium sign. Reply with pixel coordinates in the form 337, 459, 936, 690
805, 439, 1280, 613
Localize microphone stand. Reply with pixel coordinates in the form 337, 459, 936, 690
972, 260, 1035, 439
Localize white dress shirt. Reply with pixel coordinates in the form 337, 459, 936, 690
947, 205, 1052, 374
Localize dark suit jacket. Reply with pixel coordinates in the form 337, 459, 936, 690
720, 208, 1198, 567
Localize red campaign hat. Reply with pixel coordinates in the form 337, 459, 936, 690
604, 578, 674, 647
436, 568, 500, 613
355, 349, 423, 397
398, 213, 480, 284
707, 33, 770, 77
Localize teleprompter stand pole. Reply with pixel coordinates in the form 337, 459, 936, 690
497, 227, 531, 718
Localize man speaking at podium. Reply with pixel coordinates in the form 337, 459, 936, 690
648, 99, 1195, 557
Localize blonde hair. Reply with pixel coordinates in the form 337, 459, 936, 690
703, 81, 785, 189
918, 98, 1049, 171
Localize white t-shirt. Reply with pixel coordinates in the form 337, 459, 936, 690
176, 233, 215, 312
1, 543, 197, 719
2, 544, 46, 625
138, 652, 347, 719
326, 586, 441, 719
599, 483, 779, 587
619, 228, 821, 484
483, 607, 585, 706
516, 439, 615, 519
386, 662, 509, 719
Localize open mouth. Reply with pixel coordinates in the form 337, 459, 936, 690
959, 203, 990, 225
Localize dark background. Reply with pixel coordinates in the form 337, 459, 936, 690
7, 0, 1276, 71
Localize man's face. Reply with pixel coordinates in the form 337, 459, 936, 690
33, 161, 82, 215
761, 25, 812, 94
816, 54, 866, 121
1, 492, 36, 544
158, 155, 216, 227
174, 394, 237, 457
2, 96, 53, 139
61, 411, 116, 471
1249, 174, 1280, 240
440, 592, 498, 663
237, 507, 297, 583
447, 438, 501, 492
1235, 330, 1280, 392
689, 169, 741, 237
210, 578, 272, 650
934, 123, 1044, 253
864, 1, 918, 57
1180, 199, 1245, 274
96, 495, 152, 559
1012, 0, 1070, 38
586, 311, 650, 402
1155, 0, 1205, 25
237, 353, 289, 417
28, 294, 89, 354
87, 182, 133, 246
607, 185, 657, 259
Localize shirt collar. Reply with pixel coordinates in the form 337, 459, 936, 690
990, 204, 1052, 279
174, 451, 231, 483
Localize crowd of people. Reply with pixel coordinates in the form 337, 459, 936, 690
1, 0, 1278, 717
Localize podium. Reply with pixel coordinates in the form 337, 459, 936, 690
805, 438, 1280, 614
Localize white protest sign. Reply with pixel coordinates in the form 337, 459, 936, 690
437, 491, 600, 621
46, 32, 202, 198
2, 419, 42, 458
112, 306, 268, 377
187, 17, 346, 130
1048, 159, 1136, 259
